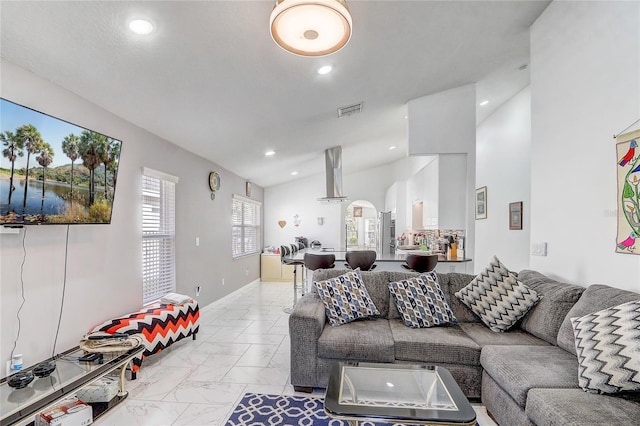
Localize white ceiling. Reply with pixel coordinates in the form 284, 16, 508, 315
0, 1, 549, 188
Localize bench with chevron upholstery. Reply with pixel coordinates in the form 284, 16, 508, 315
89, 300, 200, 379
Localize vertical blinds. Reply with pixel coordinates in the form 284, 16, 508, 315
232, 195, 261, 257
142, 173, 176, 304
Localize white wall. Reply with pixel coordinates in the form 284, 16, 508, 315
385, 182, 398, 217
408, 86, 477, 264
264, 155, 435, 250
529, 1, 640, 291
406, 157, 438, 230
476, 87, 531, 272
438, 154, 468, 230
264, 163, 395, 250
385, 156, 436, 234
408, 84, 476, 155
0, 60, 263, 369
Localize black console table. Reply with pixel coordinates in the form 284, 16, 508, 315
0, 346, 144, 426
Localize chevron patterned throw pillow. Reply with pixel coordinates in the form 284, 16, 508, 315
454, 255, 540, 332
571, 300, 640, 394
389, 273, 458, 328
315, 269, 381, 326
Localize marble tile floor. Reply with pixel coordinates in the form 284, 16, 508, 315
97, 280, 497, 426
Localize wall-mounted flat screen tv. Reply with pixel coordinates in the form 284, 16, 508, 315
0, 98, 122, 225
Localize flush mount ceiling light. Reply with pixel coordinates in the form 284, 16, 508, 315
129, 19, 154, 35
265, 150, 276, 156
270, 0, 352, 57
479, 100, 489, 106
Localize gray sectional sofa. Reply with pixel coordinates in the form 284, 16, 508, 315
288, 268, 640, 425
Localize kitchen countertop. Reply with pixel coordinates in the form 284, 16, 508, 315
282, 248, 471, 263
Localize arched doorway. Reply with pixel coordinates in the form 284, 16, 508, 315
345, 200, 377, 250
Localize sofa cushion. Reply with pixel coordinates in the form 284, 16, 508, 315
390, 320, 480, 365
480, 345, 579, 407
481, 372, 535, 426
458, 322, 550, 347
315, 269, 381, 326
443, 273, 480, 323
317, 318, 395, 362
388, 274, 457, 328
571, 300, 640, 394
526, 388, 640, 426
517, 270, 585, 345
557, 284, 640, 355
314, 269, 391, 318
455, 256, 540, 332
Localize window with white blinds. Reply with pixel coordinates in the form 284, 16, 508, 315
232, 195, 261, 258
142, 169, 177, 304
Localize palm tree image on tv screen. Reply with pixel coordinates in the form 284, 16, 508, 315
0, 98, 122, 225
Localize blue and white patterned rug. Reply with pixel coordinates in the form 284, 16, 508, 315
225, 393, 481, 426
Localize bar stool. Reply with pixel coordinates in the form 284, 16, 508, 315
304, 253, 336, 293
401, 254, 438, 273
344, 250, 377, 271
282, 245, 305, 314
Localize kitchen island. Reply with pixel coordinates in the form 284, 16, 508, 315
282, 248, 472, 274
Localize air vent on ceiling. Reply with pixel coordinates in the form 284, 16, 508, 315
337, 102, 363, 118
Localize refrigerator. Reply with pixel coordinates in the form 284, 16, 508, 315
376, 211, 395, 255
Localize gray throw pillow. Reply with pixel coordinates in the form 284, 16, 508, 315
454, 255, 540, 332
571, 299, 640, 394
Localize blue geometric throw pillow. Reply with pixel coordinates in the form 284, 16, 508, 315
389, 274, 458, 328
315, 269, 381, 326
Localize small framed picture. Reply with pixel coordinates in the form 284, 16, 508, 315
475, 187, 487, 220
509, 201, 523, 230
353, 206, 363, 217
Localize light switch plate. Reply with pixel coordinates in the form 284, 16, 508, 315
532, 242, 548, 256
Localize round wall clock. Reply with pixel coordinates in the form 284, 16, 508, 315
209, 172, 221, 199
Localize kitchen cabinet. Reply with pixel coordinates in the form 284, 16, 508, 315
261, 254, 293, 282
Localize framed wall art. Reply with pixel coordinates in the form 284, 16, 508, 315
509, 201, 523, 230
353, 206, 363, 217
616, 129, 640, 254
475, 187, 487, 220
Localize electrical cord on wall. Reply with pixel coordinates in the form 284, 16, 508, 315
10, 227, 28, 366
51, 225, 70, 358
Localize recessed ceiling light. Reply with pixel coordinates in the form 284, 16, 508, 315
291, 171, 299, 176
265, 150, 275, 156
389, 146, 397, 150
318, 65, 333, 75
129, 19, 154, 35
479, 100, 489, 106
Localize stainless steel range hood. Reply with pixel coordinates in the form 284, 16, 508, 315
318, 146, 349, 203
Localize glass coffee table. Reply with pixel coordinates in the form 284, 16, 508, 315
324, 362, 476, 426
1, 345, 144, 426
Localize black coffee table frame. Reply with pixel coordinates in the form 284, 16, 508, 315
324, 362, 476, 426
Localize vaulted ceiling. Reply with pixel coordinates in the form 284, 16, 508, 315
0, 1, 549, 187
